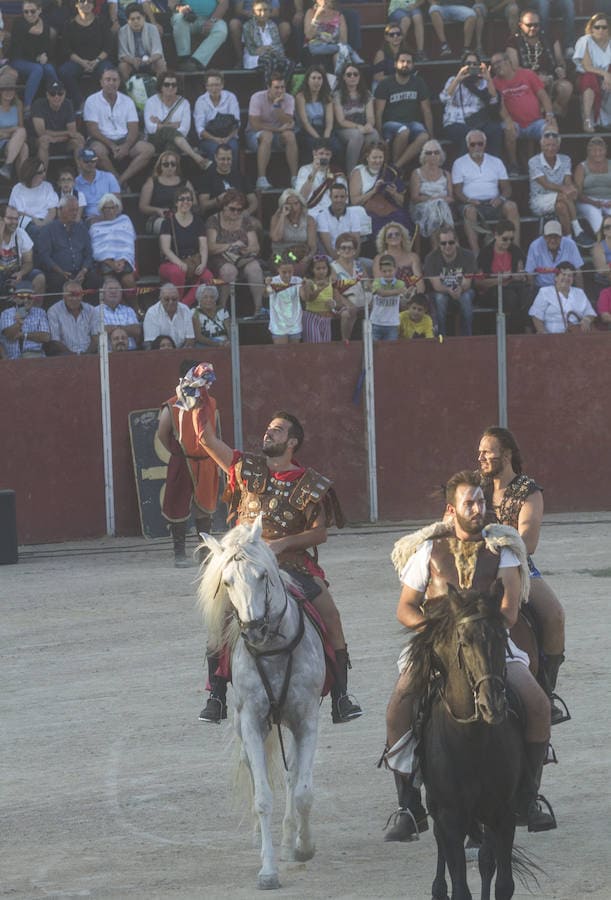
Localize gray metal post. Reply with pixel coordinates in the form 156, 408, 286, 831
362, 305, 378, 522
496, 273, 508, 428
229, 282, 243, 449
98, 307, 115, 535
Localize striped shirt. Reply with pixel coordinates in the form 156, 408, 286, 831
0, 305, 50, 359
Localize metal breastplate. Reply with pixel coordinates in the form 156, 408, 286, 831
237, 474, 309, 539
427, 537, 500, 598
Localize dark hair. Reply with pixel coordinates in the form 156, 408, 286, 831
519, 7, 540, 23
493, 218, 515, 235
206, 69, 224, 84
337, 62, 370, 106
305, 255, 332, 278
361, 139, 387, 165
460, 49, 481, 65
156, 68, 179, 93
335, 231, 358, 250
173, 185, 194, 208
556, 261, 576, 273
330, 181, 347, 194
272, 410, 304, 451
445, 470, 483, 507
215, 143, 233, 155
480, 426, 523, 474
0, 202, 8, 218
312, 137, 332, 152
379, 254, 396, 267
151, 334, 176, 350
125, 2, 143, 17
219, 188, 246, 211
20, 157, 45, 188
298, 64, 331, 104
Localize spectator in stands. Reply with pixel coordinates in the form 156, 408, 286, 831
193, 70, 240, 166
9, 0, 58, 117
574, 136, 611, 237
84, 68, 155, 189
0, 203, 46, 299
0, 12, 8, 70
451, 129, 520, 258
596, 284, 611, 327
303, 0, 347, 71
373, 221, 424, 294
206, 189, 265, 315
331, 232, 370, 340
144, 70, 208, 169
409, 139, 454, 249
316, 181, 372, 260
529, 262, 596, 333
423, 223, 476, 336
264, 254, 305, 344
301, 255, 336, 343
398, 294, 434, 339
294, 138, 347, 219
591, 213, 611, 286
246, 73, 298, 191
229, 0, 289, 65
506, 9, 573, 119
118, 2, 166, 81
427, 0, 478, 58
241, 0, 290, 79
0, 280, 50, 359
349, 141, 411, 237
170, 0, 229, 73
525, 219, 584, 289
440, 51, 503, 158
333, 63, 379, 173
528, 128, 593, 249
100, 274, 142, 348
151, 333, 177, 349
35, 195, 97, 294
59, 0, 114, 113
197, 144, 257, 218
143, 281, 196, 347
573, 14, 611, 133
533, 0, 575, 62
476, 218, 531, 333
109, 325, 130, 351
490, 51, 557, 176
374, 50, 432, 172
159, 186, 212, 307
270, 188, 317, 275
139, 150, 195, 233
386, 1, 426, 61
295, 64, 339, 160
0, 75, 28, 182
31, 80, 84, 168
46, 279, 99, 355
75, 148, 121, 223
192, 283, 229, 345
372, 23, 410, 90
8, 158, 57, 238
55, 167, 86, 220
368, 253, 410, 341
90, 194, 137, 292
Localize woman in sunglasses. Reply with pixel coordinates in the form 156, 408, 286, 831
385, 0, 426, 61
439, 49, 503, 157
9, 0, 58, 116
143, 70, 208, 169
139, 150, 195, 234
573, 14, 611, 132
333, 63, 379, 172
159, 186, 213, 308
206, 189, 265, 315
59, 0, 114, 112
409, 139, 453, 249
372, 23, 410, 90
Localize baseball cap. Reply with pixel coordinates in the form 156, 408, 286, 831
47, 81, 65, 92
543, 220, 562, 236
78, 148, 98, 162
12, 280, 34, 295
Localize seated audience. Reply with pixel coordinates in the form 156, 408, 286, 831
490, 50, 557, 176
144, 71, 208, 169
229, 0, 289, 65
525, 219, 584, 289
451, 130, 520, 258
159, 185, 212, 307
596, 284, 611, 326
32, 81, 84, 168
56, 168, 87, 221
439, 51, 503, 158
35, 195, 97, 294
8, 157, 57, 237
196, 144, 257, 218
386, 1, 426, 61
193, 70, 241, 165
143, 282, 195, 348
423, 224, 476, 336
333, 64, 379, 174
246, 73, 298, 191
399, 294, 435, 339
373, 221, 424, 295
476, 218, 531, 333
573, 14, 611, 133
47, 279, 98, 355
294, 138, 347, 218
0, 203, 46, 298
90, 194, 137, 292
591, 213, 611, 286
100, 275, 142, 348
269, 189, 317, 275
331, 232, 371, 341
9, 0, 58, 116
0, 279, 50, 359
528, 128, 593, 249
409, 140, 454, 249
374, 51, 432, 172
574, 136, 611, 237
0, 75, 28, 182
170, 0, 229, 73
118, 3, 166, 81
427, 0, 478, 59
241, 0, 290, 80
109, 326, 130, 351
301, 255, 336, 343
193, 283, 229, 345
206, 189, 265, 314
304, 0, 350, 71
83, 68, 154, 189
315, 181, 372, 260
74, 148, 121, 223
529, 262, 596, 333
139, 150, 194, 234
506, 9, 573, 119
372, 24, 411, 89
59, 0, 114, 113
534, 0, 576, 61
264, 254, 305, 344
295, 65, 337, 160
151, 333, 177, 349
349, 141, 410, 237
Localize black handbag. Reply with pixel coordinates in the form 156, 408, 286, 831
205, 113, 239, 138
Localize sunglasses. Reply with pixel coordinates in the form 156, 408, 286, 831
161, 160, 177, 166
498, 235, 513, 241
424, 149, 441, 155
522, 21, 540, 28
177, 196, 192, 202
48, 89, 65, 96
23, 9, 39, 14
312, 254, 328, 262
440, 240, 456, 246
593, 23, 608, 29
163, 82, 178, 87
339, 244, 355, 250
344, 71, 360, 77
387, 31, 401, 37
387, 232, 401, 237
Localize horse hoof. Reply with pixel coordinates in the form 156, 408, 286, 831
294, 845, 315, 862
257, 873, 280, 890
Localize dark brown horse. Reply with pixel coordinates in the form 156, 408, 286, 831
409, 581, 534, 900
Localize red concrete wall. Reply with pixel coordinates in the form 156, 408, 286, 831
1, 334, 610, 544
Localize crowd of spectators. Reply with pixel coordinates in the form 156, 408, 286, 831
1, 0, 610, 360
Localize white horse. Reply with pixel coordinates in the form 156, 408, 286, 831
197, 516, 326, 890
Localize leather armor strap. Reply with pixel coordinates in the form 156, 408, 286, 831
240, 453, 269, 494
290, 468, 333, 511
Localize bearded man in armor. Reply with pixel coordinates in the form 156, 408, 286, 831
196, 406, 363, 726
382, 470, 555, 842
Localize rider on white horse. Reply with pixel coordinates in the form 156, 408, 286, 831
196, 403, 363, 726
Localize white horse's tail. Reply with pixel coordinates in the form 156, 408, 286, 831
232, 726, 286, 824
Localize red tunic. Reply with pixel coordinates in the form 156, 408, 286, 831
161, 397, 220, 522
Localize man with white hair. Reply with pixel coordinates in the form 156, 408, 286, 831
143, 282, 196, 348
100, 276, 142, 349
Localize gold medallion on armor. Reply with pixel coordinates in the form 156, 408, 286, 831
248, 498, 261, 511
269, 497, 279, 510
283, 510, 294, 521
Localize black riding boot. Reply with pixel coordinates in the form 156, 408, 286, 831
541, 653, 570, 725
331, 646, 363, 724
384, 772, 429, 842
199, 651, 228, 723
516, 741, 557, 832
171, 521, 194, 568
194, 515, 212, 564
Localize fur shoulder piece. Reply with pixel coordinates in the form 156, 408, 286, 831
482, 523, 530, 606
391, 521, 453, 575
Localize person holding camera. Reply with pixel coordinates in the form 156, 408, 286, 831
170, 0, 229, 72
439, 50, 503, 159
294, 137, 347, 219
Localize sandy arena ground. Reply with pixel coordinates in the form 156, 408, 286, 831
3, 514, 611, 899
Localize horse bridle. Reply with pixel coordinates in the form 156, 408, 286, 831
229, 554, 289, 642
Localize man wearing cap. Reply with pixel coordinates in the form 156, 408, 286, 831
0, 280, 50, 359
46, 280, 98, 355
83, 68, 155, 188
74, 148, 121, 223
31, 81, 85, 168
525, 219, 584, 290
0, 203, 46, 299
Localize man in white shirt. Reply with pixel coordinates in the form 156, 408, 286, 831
143, 282, 196, 348
451, 129, 520, 257
294, 139, 347, 219
315, 183, 371, 260
84, 68, 154, 188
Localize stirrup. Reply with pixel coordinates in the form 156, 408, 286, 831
198, 695, 227, 724
332, 693, 363, 724
383, 807, 428, 842
528, 794, 557, 833
550, 692, 571, 725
